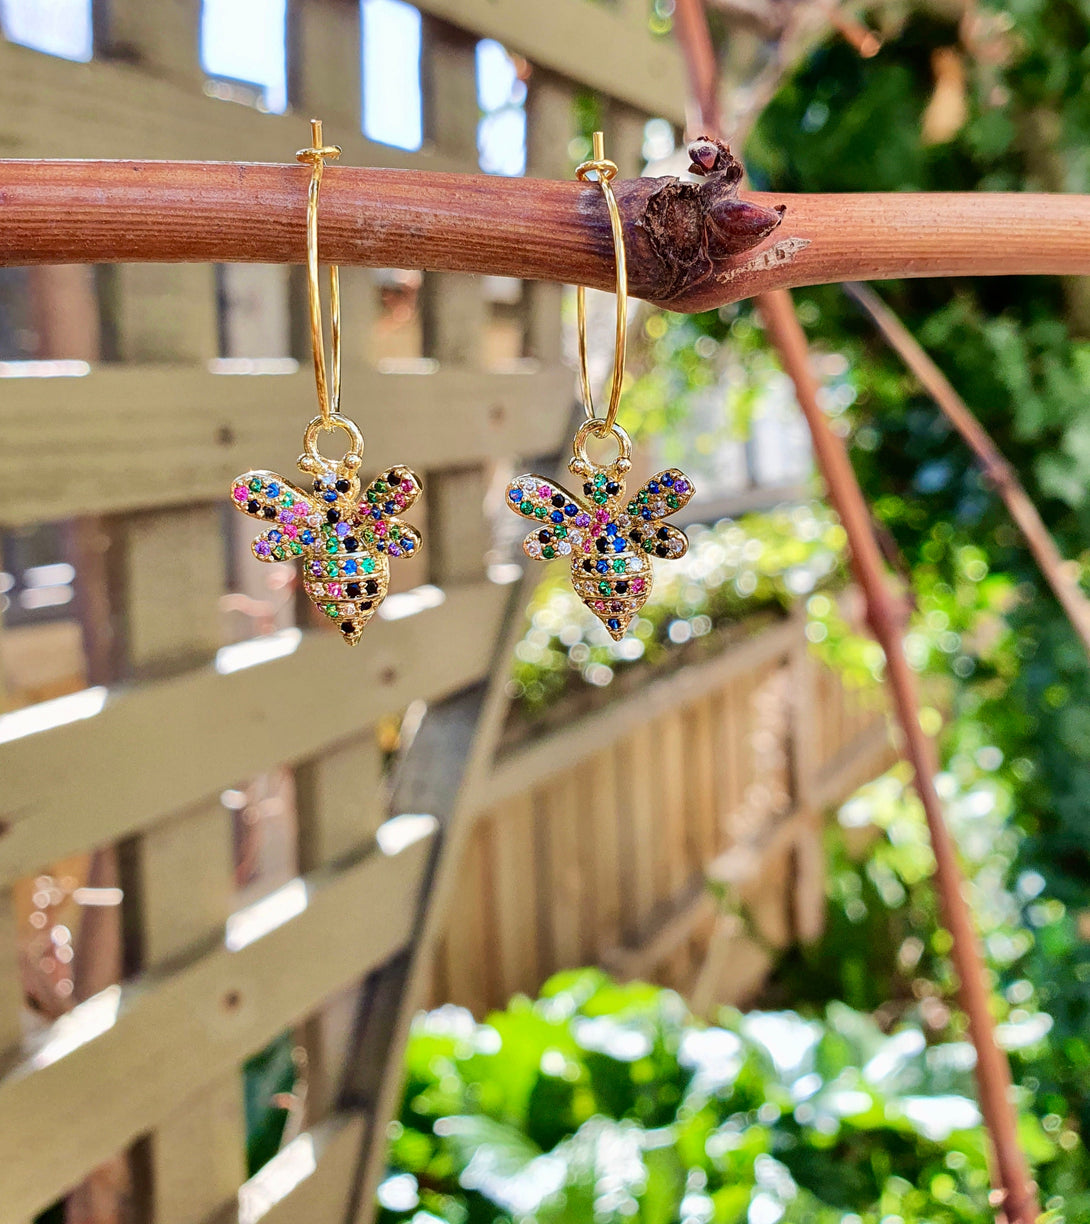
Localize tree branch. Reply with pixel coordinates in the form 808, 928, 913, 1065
670, 1, 1039, 1219
846, 280, 1090, 661
2, 160, 1090, 314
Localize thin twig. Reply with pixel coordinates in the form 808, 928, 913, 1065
846, 280, 1090, 660
3, 161, 1090, 314
670, 1, 1039, 1219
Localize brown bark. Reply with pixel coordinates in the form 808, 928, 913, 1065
3, 160, 1090, 313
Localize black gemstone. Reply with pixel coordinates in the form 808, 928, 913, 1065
340, 621, 354, 634
346, 582, 361, 597
616, 581, 628, 594
629, 529, 642, 542
538, 530, 551, 543
312, 479, 323, 491
551, 493, 565, 508
344, 537, 358, 552
657, 527, 669, 540
262, 506, 276, 519
360, 600, 373, 611
582, 559, 594, 572
583, 482, 594, 495
326, 509, 340, 524
335, 479, 350, 493
595, 537, 609, 552
386, 470, 399, 483
655, 544, 668, 557
365, 579, 379, 595
246, 499, 259, 513
606, 481, 619, 495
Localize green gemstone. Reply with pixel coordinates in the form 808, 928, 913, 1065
598, 581, 611, 595
593, 493, 607, 505
272, 546, 285, 560
280, 494, 293, 507
642, 539, 655, 552
391, 526, 401, 540
542, 546, 556, 559
324, 603, 338, 618
554, 525, 567, 539
612, 559, 625, 573
367, 491, 378, 503
667, 494, 679, 509
290, 542, 302, 555
363, 530, 375, 544
248, 479, 261, 492
327, 561, 338, 576
326, 539, 339, 553
374, 481, 387, 494
534, 505, 547, 519
593, 473, 606, 486
627, 502, 638, 514
362, 558, 375, 573
520, 502, 534, 516
638, 492, 649, 504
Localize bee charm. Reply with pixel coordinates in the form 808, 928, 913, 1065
506, 421, 693, 640
231, 414, 421, 644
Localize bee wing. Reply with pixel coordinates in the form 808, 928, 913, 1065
625, 469, 696, 519
505, 473, 592, 562
360, 466, 422, 518
230, 472, 325, 561
380, 518, 422, 559
631, 521, 689, 560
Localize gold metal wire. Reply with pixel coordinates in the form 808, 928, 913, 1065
296, 118, 342, 427
575, 130, 627, 434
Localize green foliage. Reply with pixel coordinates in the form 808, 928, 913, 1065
380, 971, 1060, 1224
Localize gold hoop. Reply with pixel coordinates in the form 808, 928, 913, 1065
575, 130, 627, 434
296, 118, 342, 426
298, 412, 364, 477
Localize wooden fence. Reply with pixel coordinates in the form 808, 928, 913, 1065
434, 612, 894, 1017
0, 4, 892, 1224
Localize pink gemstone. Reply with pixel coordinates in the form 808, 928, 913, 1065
594, 510, 609, 524
233, 486, 247, 502
376, 521, 388, 536
329, 583, 343, 598
283, 524, 297, 538
394, 495, 405, 508
538, 485, 553, 498
631, 578, 645, 593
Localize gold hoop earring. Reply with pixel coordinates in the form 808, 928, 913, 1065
230, 119, 423, 645
503, 131, 694, 640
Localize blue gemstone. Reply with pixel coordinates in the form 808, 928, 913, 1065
404, 538, 414, 550
605, 523, 617, 537
596, 559, 609, 573
648, 481, 659, 494
269, 530, 282, 542
641, 509, 652, 520
344, 559, 357, 574
509, 488, 523, 502
662, 473, 675, 486
301, 530, 314, 544
607, 617, 621, 631
384, 501, 396, 513
612, 538, 626, 553
323, 491, 337, 502
550, 510, 564, 523
267, 482, 280, 497
377, 542, 386, 551
565, 503, 578, 516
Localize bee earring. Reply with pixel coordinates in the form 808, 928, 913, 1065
504, 132, 694, 640
230, 120, 422, 644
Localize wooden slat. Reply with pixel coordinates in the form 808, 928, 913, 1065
586, 748, 622, 957
94, 0, 203, 86
295, 734, 386, 872
489, 794, 539, 1000
0, 39, 459, 168
0, 832, 431, 1224
0, 888, 21, 1053
542, 772, 583, 971
287, 0, 362, 131
411, 0, 686, 123
212, 1114, 366, 1224
0, 365, 572, 525
0, 581, 503, 884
